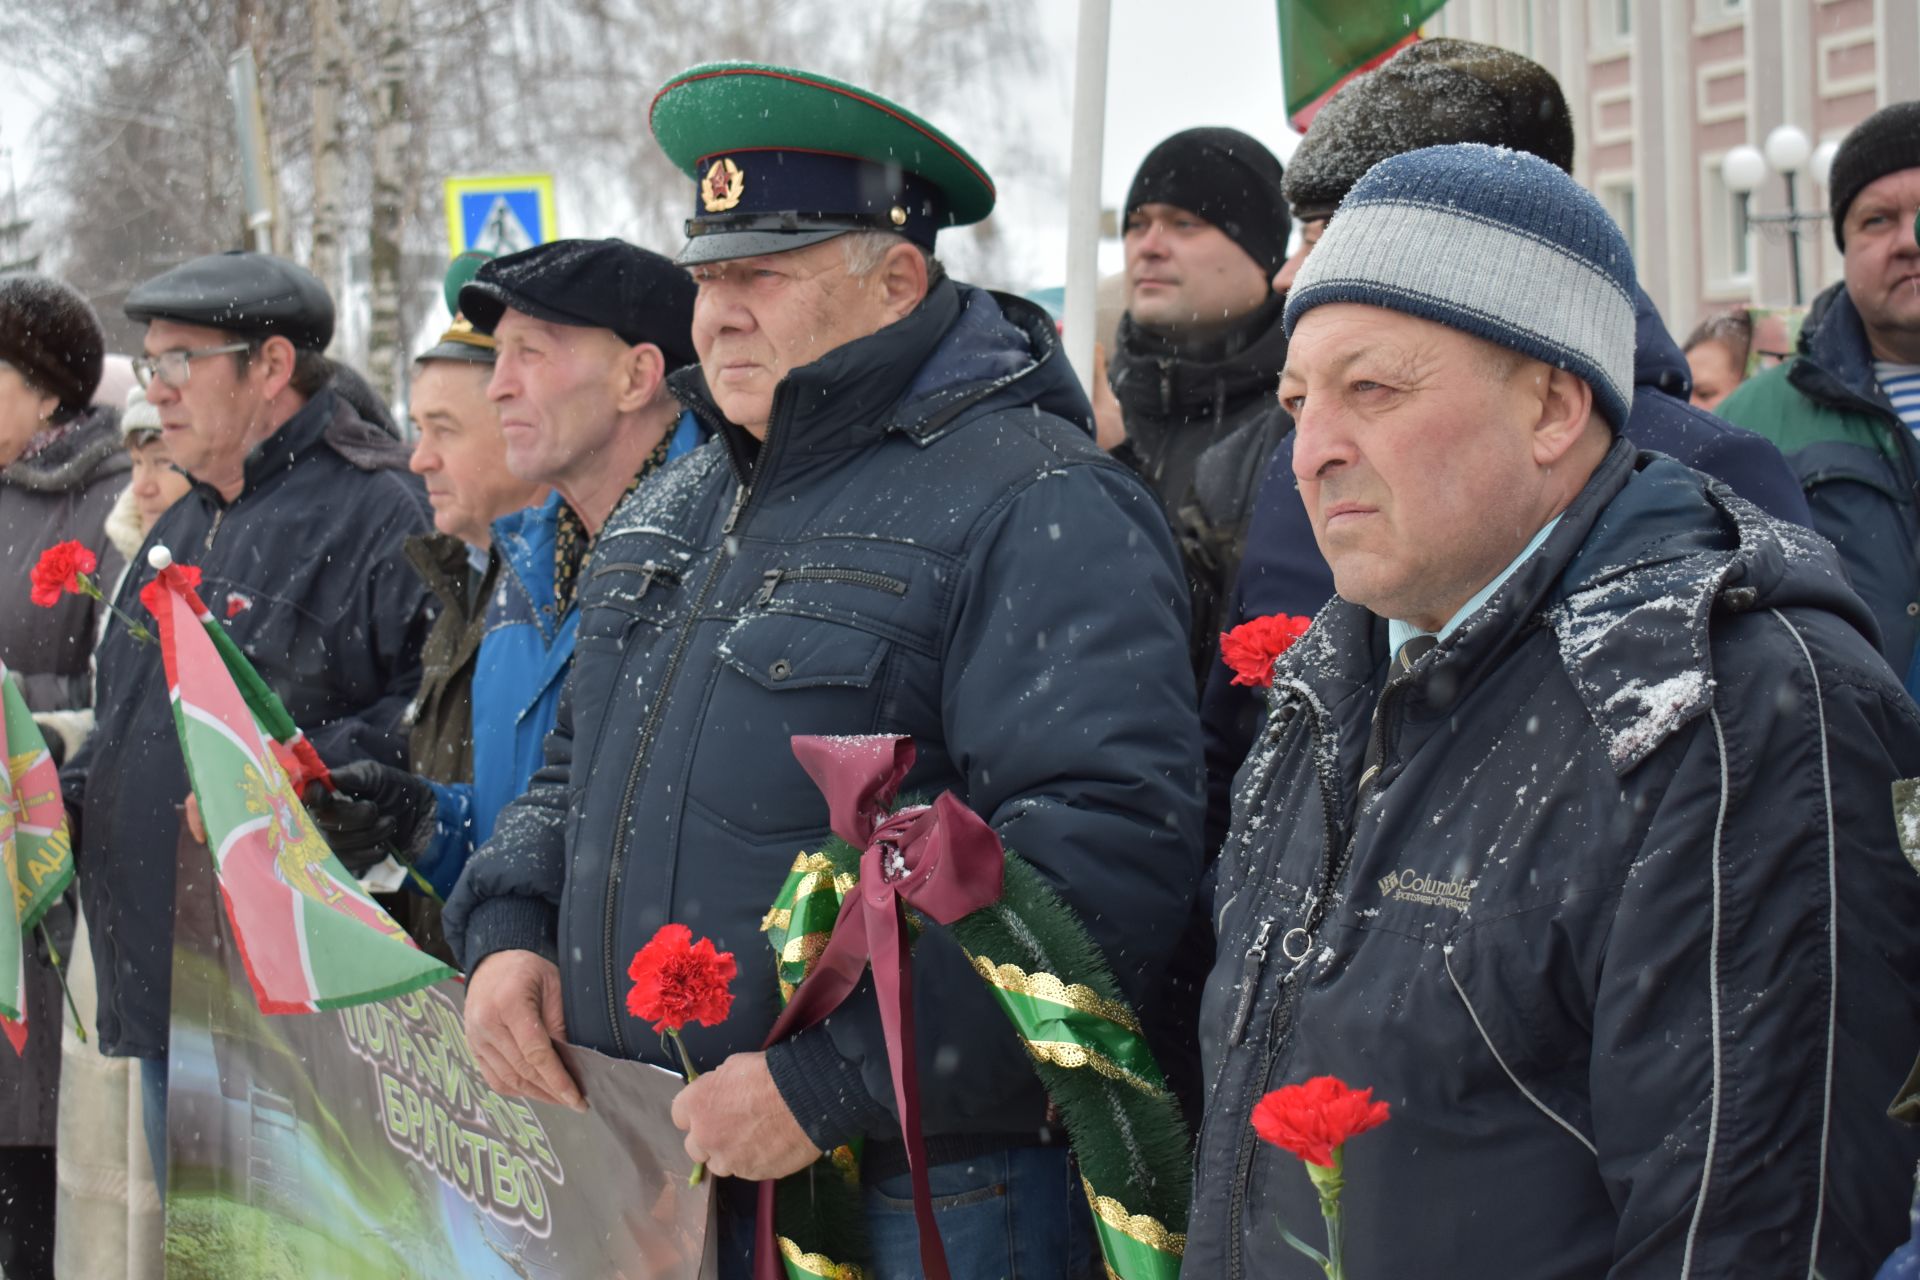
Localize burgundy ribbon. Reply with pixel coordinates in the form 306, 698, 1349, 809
753, 735, 1005, 1280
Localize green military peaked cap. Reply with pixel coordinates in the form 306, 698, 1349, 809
650, 61, 996, 264
415, 250, 496, 366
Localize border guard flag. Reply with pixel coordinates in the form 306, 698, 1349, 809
1279, 1, 1445, 130
0, 662, 76, 1051
140, 547, 454, 1014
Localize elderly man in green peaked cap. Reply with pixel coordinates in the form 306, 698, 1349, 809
446, 61, 1204, 1280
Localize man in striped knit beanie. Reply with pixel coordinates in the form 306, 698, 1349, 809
1188, 142, 1920, 1277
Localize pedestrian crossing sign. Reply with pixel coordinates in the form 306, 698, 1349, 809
443, 173, 558, 258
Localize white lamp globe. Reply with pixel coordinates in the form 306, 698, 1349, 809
1723, 145, 1768, 196
1764, 124, 1812, 176
1811, 139, 1841, 188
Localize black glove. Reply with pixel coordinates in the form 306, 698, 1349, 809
302, 760, 436, 877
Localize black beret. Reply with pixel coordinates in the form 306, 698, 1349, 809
124, 251, 334, 351
459, 239, 697, 370
0, 275, 104, 417
1284, 38, 1574, 222
1828, 101, 1920, 250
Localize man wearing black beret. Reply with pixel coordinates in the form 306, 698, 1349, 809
305, 239, 705, 922
1720, 100, 1920, 701
59, 251, 434, 1195
1093, 126, 1293, 684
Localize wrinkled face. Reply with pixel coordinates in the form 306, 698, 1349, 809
0, 361, 56, 468
1271, 216, 1328, 296
1282, 304, 1551, 630
127, 434, 192, 530
1123, 202, 1271, 332
689, 239, 897, 437
1686, 339, 1743, 411
488, 312, 635, 490
1843, 168, 1920, 356
138, 318, 269, 482
410, 359, 544, 545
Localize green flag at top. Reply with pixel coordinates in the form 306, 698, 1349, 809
1279, 0, 1445, 130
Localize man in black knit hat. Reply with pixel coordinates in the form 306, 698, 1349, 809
1094, 126, 1291, 681
1719, 99, 1920, 701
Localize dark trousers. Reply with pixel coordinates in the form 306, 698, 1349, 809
0, 1146, 56, 1280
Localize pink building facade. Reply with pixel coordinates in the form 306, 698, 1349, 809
1429, 0, 1920, 335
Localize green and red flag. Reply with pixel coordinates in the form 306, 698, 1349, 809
0, 663, 76, 1052
1279, 1, 1445, 131
140, 553, 454, 1014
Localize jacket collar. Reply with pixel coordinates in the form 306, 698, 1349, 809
1275, 438, 1867, 776
0, 406, 128, 493
1110, 292, 1288, 427
669, 281, 1085, 496
1789, 281, 1900, 421
405, 530, 481, 612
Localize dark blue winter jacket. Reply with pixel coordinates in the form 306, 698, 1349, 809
1199, 286, 1814, 850
443, 282, 1204, 1171
1190, 439, 1920, 1276
62, 389, 432, 1058
412, 411, 704, 900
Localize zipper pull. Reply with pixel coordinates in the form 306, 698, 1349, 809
756, 569, 783, 607
722, 481, 750, 535
1228, 919, 1275, 1046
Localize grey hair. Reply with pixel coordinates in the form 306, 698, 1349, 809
839, 230, 946, 288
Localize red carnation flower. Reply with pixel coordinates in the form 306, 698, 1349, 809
29, 540, 98, 608
626, 923, 736, 1035
1251, 1075, 1391, 1169
1221, 613, 1313, 688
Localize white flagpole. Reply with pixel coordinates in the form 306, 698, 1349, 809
1064, 0, 1112, 394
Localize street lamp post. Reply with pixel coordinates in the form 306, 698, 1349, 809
1725, 124, 1836, 307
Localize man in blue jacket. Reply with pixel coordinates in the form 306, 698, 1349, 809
307, 240, 704, 901
1191, 141, 1920, 1278
445, 63, 1203, 1279
1200, 38, 1812, 852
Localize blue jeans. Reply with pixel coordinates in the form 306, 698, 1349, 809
864, 1146, 1096, 1279
138, 1055, 167, 1200
717, 1146, 1097, 1280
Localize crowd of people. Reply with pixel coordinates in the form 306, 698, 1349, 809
0, 35, 1917, 1280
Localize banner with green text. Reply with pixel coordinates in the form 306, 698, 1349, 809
163, 831, 715, 1278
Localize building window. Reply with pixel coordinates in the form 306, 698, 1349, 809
1599, 180, 1637, 262
1703, 158, 1752, 296
1615, 0, 1632, 38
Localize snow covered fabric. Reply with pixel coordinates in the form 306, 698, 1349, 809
1190, 438, 1920, 1275
1281, 37, 1574, 222
1285, 142, 1637, 431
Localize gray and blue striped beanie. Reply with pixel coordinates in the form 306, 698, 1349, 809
1283, 143, 1637, 430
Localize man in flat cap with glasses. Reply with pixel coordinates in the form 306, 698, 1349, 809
59, 250, 433, 1196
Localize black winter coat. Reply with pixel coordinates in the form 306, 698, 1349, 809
62, 388, 433, 1058
446, 283, 1204, 1171
1189, 440, 1920, 1277
1108, 297, 1290, 679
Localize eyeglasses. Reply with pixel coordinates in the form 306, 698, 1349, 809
131, 342, 252, 390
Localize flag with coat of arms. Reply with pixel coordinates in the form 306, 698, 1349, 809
139, 547, 454, 1014
0, 663, 76, 1052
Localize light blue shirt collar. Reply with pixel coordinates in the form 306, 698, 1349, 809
1385, 515, 1562, 657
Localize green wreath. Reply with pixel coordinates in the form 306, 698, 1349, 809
760, 828, 1191, 1280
